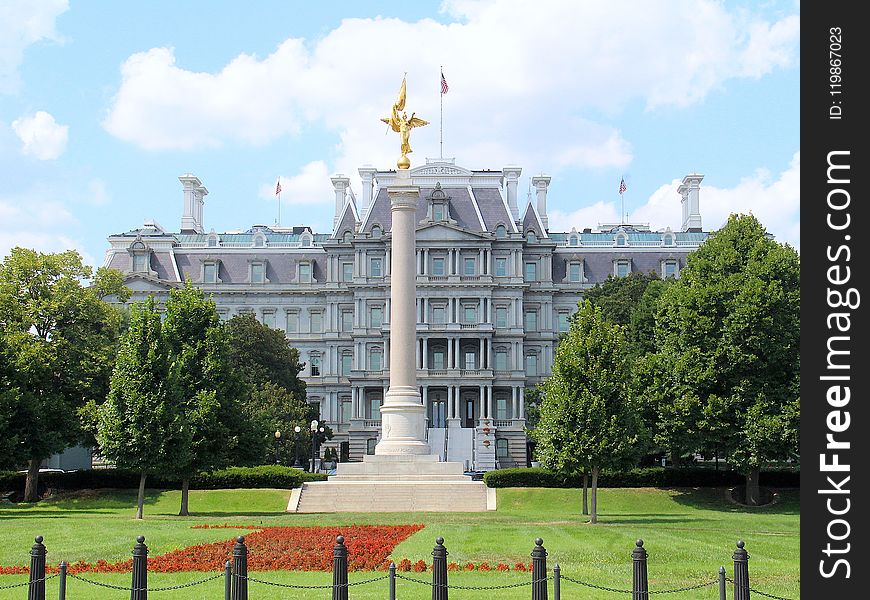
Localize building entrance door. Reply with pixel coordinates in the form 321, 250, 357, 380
432, 400, 446, 427
464, 397, 475, 428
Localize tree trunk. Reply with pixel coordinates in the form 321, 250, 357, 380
23, 458, 41, 502
590, 466, 599, 524
136, 472, 147, 520
179, 478, 190, 516
745, 467, 761, 506
670, 450, 681, 468
582, 472, 589, 515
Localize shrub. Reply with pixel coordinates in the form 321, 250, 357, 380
483, 466, 799, 488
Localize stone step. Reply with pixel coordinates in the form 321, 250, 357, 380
291, 481, 495, 513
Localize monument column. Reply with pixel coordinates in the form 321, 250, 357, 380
375, 168, 431, 455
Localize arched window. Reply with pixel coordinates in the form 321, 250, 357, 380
301, 234, 312, 247
343, 230, 353, 243
495, 224, 507, 239
526, 230, 537, 243
569, 235, 579, 246
663, 234, 674, 246
371, 225, 382, 238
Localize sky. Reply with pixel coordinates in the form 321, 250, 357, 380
0, 0, 800, 266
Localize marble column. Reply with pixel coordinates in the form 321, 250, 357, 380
376, 169, 430, 455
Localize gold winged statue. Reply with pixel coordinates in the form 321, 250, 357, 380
381, 75, 429, 169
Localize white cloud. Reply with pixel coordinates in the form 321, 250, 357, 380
103, 0, 798, 181
549, 152, 800, 250
11, 110, 69, 159
0, 0, 68, 94
260, 161, 335, 206
0, 192, 94, 265
85, 178, 111, 206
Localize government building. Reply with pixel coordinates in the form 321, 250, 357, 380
103, 158, 708, 470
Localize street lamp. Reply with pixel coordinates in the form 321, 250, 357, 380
310, 420, 318, 472
274, 430, 282, 465
292, 425, 302, 468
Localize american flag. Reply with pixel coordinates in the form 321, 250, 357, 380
619, 178, 627, 195
275, 178, 282, 195
441, 70, 449, 94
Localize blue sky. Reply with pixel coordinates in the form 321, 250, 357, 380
1, 0, 800, 266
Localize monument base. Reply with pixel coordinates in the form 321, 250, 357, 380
288, 454, 495, 513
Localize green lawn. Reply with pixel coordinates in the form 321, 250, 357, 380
0, 486, 799, 599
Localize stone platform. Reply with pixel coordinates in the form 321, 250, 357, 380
288, 455, 495, 513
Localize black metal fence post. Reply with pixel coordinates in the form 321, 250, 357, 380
719, 566, 727, 600
28, 535, 46, 600
553, 563, 560, 600
224, 560, 231, 600
632, 539, 649, 600
332, 535, 349, 600
130, 535, 148, 600
732, 540, 750, 600
231, 535, 248, 600
58, 561, 67, 600
432, 536, 449, 600
389, 562, 397, 600
531, 537, 548, 600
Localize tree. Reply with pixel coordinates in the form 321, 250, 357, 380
224, 313, 306, 399
246, 382, 320, 465
652, 214, 800, 505
161, 284, 250, 515
92, 297, 188, 519
0, 248, 128, 501
532, 301, 645, 523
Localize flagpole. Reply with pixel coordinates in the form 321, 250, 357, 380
440, 65, 443, 159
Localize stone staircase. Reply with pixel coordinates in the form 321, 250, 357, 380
290, 480, 493, 512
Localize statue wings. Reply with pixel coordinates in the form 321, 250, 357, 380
381, 116, 400, 132
407, 116, 429, 128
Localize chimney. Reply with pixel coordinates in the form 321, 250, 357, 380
503, 166, 522, 223
678, 173, 704, 231
532, 175, 551, 230
179, 174, 207, 234
331, 174, 350, 228
358, 165, 377, 218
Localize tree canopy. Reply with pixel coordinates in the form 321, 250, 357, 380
0, 248, 128, 500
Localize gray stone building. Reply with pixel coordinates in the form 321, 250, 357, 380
103, 159, 708, 470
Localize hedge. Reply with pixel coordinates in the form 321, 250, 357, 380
483, 467, 800, 489
0, 465, 329, 494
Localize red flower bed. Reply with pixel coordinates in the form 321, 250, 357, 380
0, 525, 423, 575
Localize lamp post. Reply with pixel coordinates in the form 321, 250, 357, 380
274, 430, 282, 464
292, 425, 302, 468
310, 420, 318, 472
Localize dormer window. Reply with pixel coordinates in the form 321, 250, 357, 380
662, 259, 679, 278
301, 232, 312, 247
428, 182, 450, 222
527, 230, 537, 243
568, 261, 584, 283
371, 225, 382, 239
207, 233, 219, 247
203, 261, 221, 284
495, 224, 506, 239
127, 239, 153, 275
615, 259, 631, 277
343, 230, 353, 243
663, 233, 674, 246
615, 231, 628, 246
132, 254, 147, 272
298, 262, 312, 283
569, 234, 579, 246
433, 204, 444, 222
250, 261, 267, 284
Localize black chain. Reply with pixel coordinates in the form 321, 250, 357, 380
68, 571, 223, 591
0, 573, 58, 590
726, 576, 794, 600
395, 573, 550, 590
240, 573, 389, 589
561, 574, 717, 595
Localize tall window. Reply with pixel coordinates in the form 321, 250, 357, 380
370, 396, 381, 419
496, 397, 508, 420
569, 235, 579, 246
310, 311, 323, 333
464, 305, 477, 324
432, 350, 445, 369
298, 263, 311, 283
366, 439, 377, 454
342, 262, 353, 282
524, 310, 538, 332
208, 236, 218, 247
495, 257, 507, 277
496, 438, 509, 459
262, 311, 276, 329
616, 260, 630, 277
341, 353, 352, 377
432, 306, 446, 324
495, 306, 508, 329
525, 353, 538, 376
463, 257, 476, 276
433, 204, 444, 221
558, 312, 570, 333
341, 398, 352, 423
664, 260, 678, 278
310, 356, 321, 377
432, 257, 445, 276
525, 262, 537, 282
341, 310, 353, 332
370, 257, 383, 277
369, 348, 382, 371
286, 311, 298, 334
527, 231, 537, 243
495, 224, 506, 239
203, 263, 217, 283
371, 225, 382, 238
495, 350, 508, 371
569, 262, 582, 283
251, 263, 265, 284
464, 352, 476, 370
370, 306, 383, 328
132, 254, 147, 272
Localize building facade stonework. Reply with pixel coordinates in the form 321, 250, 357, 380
104, 159, 708, 470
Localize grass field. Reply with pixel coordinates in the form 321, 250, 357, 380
0, 486, 799, 599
